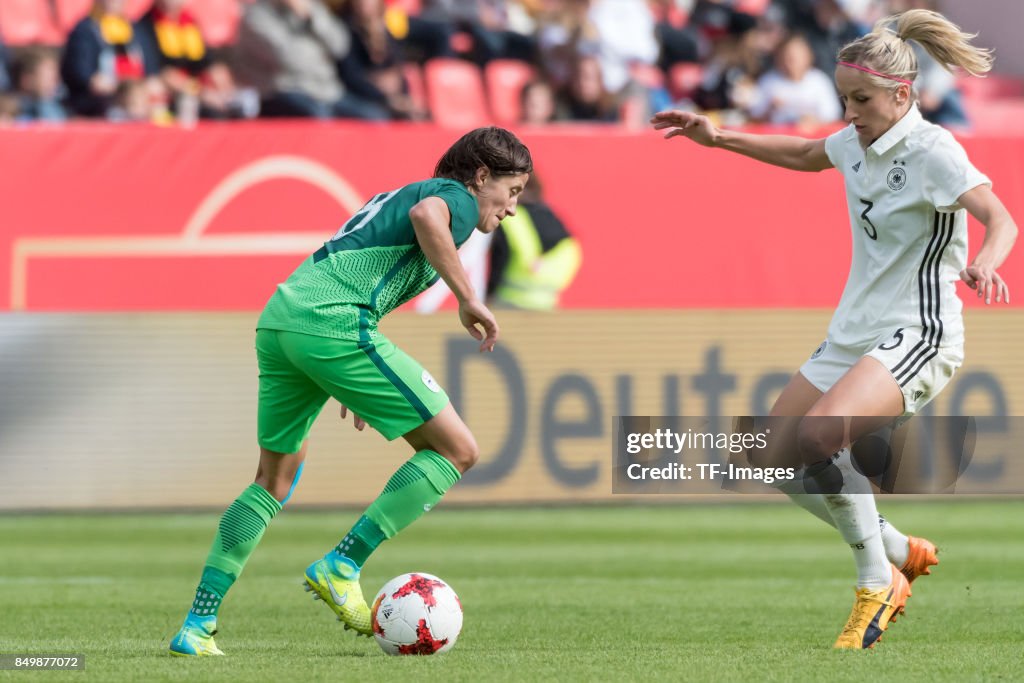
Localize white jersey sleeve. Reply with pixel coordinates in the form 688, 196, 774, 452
922, 133, 991, 212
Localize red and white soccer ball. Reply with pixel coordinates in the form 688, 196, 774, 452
370, 573, 463, 655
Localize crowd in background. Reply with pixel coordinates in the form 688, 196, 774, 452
0, 0, 980, 128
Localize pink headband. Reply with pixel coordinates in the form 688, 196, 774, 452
838, 61, 913, 85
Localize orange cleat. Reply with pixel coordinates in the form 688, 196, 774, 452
900, 536, 939, 584
833, 565, 911, 649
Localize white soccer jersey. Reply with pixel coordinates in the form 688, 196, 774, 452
823, 104, 990, 351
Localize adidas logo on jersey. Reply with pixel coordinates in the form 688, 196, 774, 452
852, 161, 862, 173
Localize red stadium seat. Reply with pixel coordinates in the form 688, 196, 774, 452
649, 0, 687, 28
0, 0, 63, 45
53, 0, 174, 35
735, 0, 770, 15
424, 58, 489, 129
485, 59, 536, 126
386, 0, 422, 16
124, 0, 152, 20
186, 0, 242, 47
668, 62, 704, 101
55, 0, 93, 34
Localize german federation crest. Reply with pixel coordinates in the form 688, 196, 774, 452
887, 163, 907, 191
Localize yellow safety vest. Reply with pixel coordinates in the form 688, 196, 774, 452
494, 206, 582, 311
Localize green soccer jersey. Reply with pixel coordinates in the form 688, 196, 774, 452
257, 178, 479, 340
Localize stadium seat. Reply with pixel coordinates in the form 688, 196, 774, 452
55, 0, 159, 33
668, 62, 704, 101
386, 0, 422, 16
485, 59, 536, 126
735, 0, 771, 15
186, 0, 242, 47
0, 0, 62, 46
124, 0, 152, 20
650, 1, 687, 28
424, 58, 489, 129
55, 0, 93, 34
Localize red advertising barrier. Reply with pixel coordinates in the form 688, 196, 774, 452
1, 122, 1021, 311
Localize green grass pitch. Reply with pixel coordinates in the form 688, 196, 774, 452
1, 500, 1022, 682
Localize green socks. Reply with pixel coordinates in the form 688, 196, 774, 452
186, 452, 459, 622
332, 450, 461, 570
190, 483, 282, 619
334, 515, 386, 569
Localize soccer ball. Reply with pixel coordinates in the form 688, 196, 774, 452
370, 573, 463, 655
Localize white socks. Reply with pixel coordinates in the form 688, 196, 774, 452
823, 493, 892, 589
779, 449, 904, 589
879, 516, 909, 568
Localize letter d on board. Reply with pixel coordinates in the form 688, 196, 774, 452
445, 338, 526, 485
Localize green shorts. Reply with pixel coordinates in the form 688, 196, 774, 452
255, 328, 450, 453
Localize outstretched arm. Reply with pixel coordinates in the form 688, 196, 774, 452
958, 185, 1018, 304
410, 197, 499, 351
650, 110, 834, 173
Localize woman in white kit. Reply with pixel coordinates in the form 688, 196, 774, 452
652, 9, 1017, 649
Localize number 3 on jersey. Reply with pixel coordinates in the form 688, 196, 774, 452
859, 198, 878, 240
331, 190, 399, 241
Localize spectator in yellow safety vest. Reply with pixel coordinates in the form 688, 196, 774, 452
486, 173, 582, 310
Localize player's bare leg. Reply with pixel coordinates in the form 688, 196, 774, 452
768, 372, 926, 573
797, 357, 911, 648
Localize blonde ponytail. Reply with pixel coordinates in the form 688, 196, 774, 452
894, 9, 992, 77
838, 9, 993, 92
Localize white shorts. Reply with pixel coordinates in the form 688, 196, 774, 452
799, 327, 963, 417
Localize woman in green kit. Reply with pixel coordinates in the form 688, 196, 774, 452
170, 127, 532, 656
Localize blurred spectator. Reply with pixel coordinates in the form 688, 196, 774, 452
556, 53, 619, 121
911, 41, 968, 128
106, 78, 154, 121
747, 32, 840, 126
419, 0, 537, 65
520, 78, 557, 124
650, 0, 699, 71
889, 0, 968, 127
359, 0, 454, 62
332, 0, 428, 120
692, 10, 765, 112
486, 174, 581, 310
234, 0, 390, 119
14, 48, 68, 123
536, 0, 600, 89
0, 93, 19, 124
0, 36, 12, 92
61, 0, 156, 117
775, 0, 865, 76
588, 0, 659, 96
687, 0, 754, 60
135, 0, 256, 120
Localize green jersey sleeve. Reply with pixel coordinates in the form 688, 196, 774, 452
256, 178, 479, 340
428, 180, 479, 246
